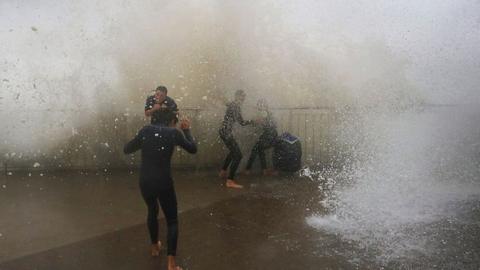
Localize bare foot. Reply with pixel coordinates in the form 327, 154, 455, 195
226, 179, 243, 189
151, 241, 161, 257
243, 170, 251, 176
218, 170, 228, 178
168, 255, 183, 270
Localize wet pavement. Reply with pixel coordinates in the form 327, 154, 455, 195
0, 170, 335, 270
1, 170, 479, 269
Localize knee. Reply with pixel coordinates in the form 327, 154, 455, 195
147, 206, 159, 219
233, 149, 242, 160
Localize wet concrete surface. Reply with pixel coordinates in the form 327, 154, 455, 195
0, 170, 247, 264
2, 170, 479, 269
0, 170, 351, 270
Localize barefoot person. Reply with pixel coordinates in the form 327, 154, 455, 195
145, 85, 178, 124
219, 90, 252, 189
244, 98, 279, 176
124, 110, 196, 270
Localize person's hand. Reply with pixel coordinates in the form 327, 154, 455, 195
254, 118, 264, 125
180, 117, 191, 130
152, 103, 162, 111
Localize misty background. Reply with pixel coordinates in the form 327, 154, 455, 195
1, 0, 479, 169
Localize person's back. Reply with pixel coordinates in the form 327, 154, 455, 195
123, 113, 196, 270
133, 124, 191, 189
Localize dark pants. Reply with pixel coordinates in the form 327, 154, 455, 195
246, 133, 277, 170
220, 135, 243, 180
140, 182, 178, 256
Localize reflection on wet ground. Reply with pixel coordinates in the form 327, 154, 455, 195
0, 170, 479, 269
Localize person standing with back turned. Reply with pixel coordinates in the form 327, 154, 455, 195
218, 90, 252, 189
124, 110, 196, 270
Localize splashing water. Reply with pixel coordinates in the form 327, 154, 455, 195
307, 107, 480, 264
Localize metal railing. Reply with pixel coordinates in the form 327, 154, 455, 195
2, 104, 467, 173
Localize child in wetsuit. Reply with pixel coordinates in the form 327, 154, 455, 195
218, 89, 253, 189
124, 110, 196, 270
245, 98, 278, 176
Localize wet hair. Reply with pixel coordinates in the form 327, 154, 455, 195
155, 85, 168, 93
155, 109, 178, 126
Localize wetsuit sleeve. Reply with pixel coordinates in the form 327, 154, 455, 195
175, 129, 197, 154
124, 128, 145, 154
145, 96, 153, 111
168, 96, 178, 112
235, 105, 252, 126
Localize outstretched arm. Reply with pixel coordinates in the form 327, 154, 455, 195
124, 129, 144, 154
235, 105, 252, 126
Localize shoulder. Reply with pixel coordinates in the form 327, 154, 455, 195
140, 125, 154, 133
146, 95, 154, 102
145, 96, 154, 110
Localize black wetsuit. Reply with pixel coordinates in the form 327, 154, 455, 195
246, 111, 278, 170
124, 124, 197, 256
219, 101, 252, 180
145, 96, 178, 124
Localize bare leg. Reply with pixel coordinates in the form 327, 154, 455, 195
151, 241, 161, 257
219, 169, 228, 178
226, 179, 243, 189
168, 255, 183, 270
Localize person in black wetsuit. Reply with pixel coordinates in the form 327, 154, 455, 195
218, 89, 253, 189
124, 110, 196, 270
244, 98, 279, 176
145, 86, 178, 124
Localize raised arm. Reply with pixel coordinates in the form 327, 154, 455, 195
124, 128, 145, 154
145, 97, 161, 117
174, 119, 197, 154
